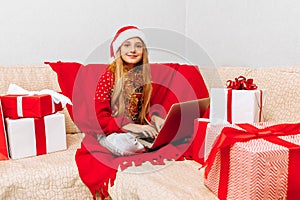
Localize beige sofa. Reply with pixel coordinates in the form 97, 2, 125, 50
0, 65, 299, 200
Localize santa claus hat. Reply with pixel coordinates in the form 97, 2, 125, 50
110, 26, 147, 58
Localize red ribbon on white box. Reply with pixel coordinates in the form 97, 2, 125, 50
225, 76, 263, 124
226, 89, 263, 123
6, 113, 66, 159
226, 89, 232, 123
34, 118, 47, 155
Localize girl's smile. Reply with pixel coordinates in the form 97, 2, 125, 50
120, 37, 144, 67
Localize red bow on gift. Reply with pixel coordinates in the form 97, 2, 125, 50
226, 76, 257, 90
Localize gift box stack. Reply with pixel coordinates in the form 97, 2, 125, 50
0, 84, 70, 160
193, 76, 300, 200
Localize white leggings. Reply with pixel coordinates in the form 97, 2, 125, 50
97, 133, 145, 156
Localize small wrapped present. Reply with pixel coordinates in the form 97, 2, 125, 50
189, 118, 210, 164
209, 76, 265, 124
5, 113, 67, 159
204, 122, 300, 200
0, 100, 9, 161
1, 84, 72, 118
1, 94, 63, 119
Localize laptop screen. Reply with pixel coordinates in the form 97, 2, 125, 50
149, 98, 210, 150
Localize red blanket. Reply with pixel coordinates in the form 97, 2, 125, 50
76, 133, 193, 199
47, 61, 209, 199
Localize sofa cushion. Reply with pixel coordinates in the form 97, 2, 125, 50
0, 133, 92, 199
0, 65, 60, 95
109, 160, 218, 200
248, 66, 300, 123
0, 65, 79, 134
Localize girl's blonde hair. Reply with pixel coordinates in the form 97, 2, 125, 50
108, 46, 152, 125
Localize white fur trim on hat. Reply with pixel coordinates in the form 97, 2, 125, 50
110, 27, 147, 58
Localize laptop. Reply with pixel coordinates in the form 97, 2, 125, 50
137, 98, 210, 151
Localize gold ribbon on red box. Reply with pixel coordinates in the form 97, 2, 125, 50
204, 123, 300, 200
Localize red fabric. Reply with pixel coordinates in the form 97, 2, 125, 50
76, 133, 189, 199
94, 100, 129, 134
47, 62, 108, 133
94, 69, 132, 134
0, 100, 9, 160
47, 61, 209, 133
47, 61, 210, 199
186, 119, 209, 164
1, 94, 62, 119
44, 61, 82, 119
204, 123, 300, 200
73, 64, 108, 134
34, 118, 47, 155
150, 63, 209, 118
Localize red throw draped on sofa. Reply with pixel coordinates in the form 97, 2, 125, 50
47, 61, 209, 199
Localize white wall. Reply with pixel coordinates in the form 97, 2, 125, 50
1, 0, 300, 67
0, 0, 186, 65
186, 0, 300, 67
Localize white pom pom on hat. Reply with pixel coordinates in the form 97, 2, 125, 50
110, 25, 147, 58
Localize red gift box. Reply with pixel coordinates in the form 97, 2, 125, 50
1, 94, 63, 119
0, 100, 9, 160
186, 118, 210, 164
204, 122, 300, 200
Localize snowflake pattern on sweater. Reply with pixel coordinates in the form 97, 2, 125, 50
95, 70, 114, 101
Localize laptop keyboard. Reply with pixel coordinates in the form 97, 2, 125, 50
138, 136, 155, 143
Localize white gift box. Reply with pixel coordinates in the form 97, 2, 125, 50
209, 88, 266, 125
5, 113, 66, 159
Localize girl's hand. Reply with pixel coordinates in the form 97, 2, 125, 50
151, 115, 165, 132
122, 123, 158, 138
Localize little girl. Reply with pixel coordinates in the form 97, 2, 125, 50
94, 26, 164, 156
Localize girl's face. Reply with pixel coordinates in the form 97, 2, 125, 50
120, 37, 144, 67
